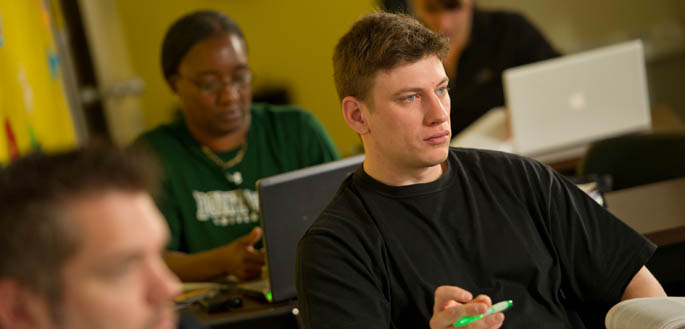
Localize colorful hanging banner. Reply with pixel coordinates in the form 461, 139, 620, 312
28, 124, 42, 152
47, 47, 60, 79
5, 118, 20, 161
0, 11, 5, 47
37, 0, 51, 28
17, 64, 34, 114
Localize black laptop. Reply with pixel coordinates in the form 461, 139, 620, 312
238, 155, 364, 303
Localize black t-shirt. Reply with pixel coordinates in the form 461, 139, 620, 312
450, 10, 560, 134
296, 148, 655, 329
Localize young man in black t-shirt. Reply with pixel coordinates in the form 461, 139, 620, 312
296, 13, 666, 329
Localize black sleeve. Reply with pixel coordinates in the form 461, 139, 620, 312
509, 13, 561, 66
530, 161, 655, 316
296, 203, 391, 329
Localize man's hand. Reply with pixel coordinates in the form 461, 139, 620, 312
429, 286, 504, 329
215, 227, 265, 281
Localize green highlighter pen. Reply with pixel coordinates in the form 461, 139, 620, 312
453, 300, 514, 327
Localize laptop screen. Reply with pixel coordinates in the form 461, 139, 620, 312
503, 40, 651, 160
256, 155, 364, 303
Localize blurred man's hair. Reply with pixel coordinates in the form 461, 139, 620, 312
422, 0, 463, 10
333, 12, 448, 104
0, 146, 160, 308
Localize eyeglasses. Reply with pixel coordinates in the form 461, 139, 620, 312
178, 71, 252, 95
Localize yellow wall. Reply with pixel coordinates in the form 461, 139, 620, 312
0, 0, 76, 164
114, 0, 376, 156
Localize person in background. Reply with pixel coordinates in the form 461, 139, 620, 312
0, 147, 182, 329
135, 10, 339, 283
409, 0, 560, 134
296, 13, 665, 329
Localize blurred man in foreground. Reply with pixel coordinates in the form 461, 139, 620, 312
0, 147, 182, 329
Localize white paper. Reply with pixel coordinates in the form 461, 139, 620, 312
605, 297, 685, 329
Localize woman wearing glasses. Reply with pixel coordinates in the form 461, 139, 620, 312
136, 10, 339, 282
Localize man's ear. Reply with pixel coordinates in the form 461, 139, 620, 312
342, 96, 370, 135
0, 279, 52, 329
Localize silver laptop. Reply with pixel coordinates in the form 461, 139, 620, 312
238, 155, 365, 303
503, 40, 651, 162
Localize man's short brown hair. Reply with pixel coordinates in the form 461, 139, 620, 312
0, 146, 160, 308
333, 12, 449, 103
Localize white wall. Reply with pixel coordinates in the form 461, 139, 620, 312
478, 0, 685, 59
78, 0, 150, 146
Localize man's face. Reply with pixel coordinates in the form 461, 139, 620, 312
411, 0, 473, 41
56, 191, 181, 329
172, 33, 252, 138
360, 55, 451, 171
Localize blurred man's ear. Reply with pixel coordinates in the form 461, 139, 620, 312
0, 279, 53, 329
342, 96, 370, 135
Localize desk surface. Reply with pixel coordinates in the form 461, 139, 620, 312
196, 303, 297, 328
606, 177, 685, 246
181, 286, 299, 328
